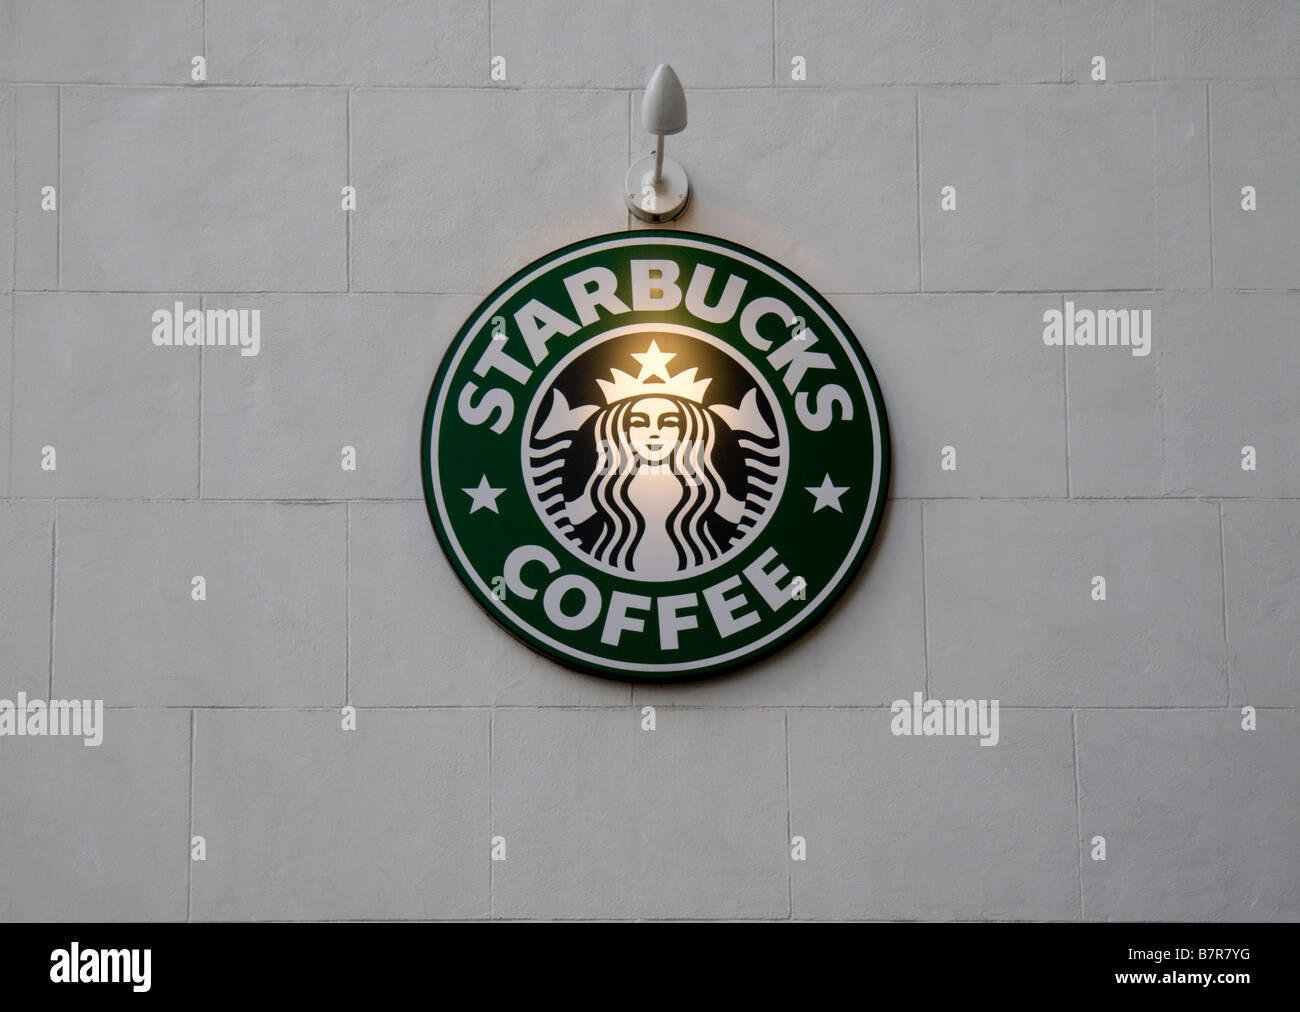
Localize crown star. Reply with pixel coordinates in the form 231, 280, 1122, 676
631, 340, 676, 382
596, 340, 712, 405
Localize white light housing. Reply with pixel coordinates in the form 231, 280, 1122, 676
626, 63, 691, 223
641, 63, 687, 135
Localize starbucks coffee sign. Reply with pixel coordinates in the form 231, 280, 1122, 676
421, 231, 889, 680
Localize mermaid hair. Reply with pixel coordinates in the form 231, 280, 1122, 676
582, 396, 730, 572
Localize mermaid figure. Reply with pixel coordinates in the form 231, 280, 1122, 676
530, 339, 780, 579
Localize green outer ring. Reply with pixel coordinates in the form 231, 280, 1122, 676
420, 229, 892, 682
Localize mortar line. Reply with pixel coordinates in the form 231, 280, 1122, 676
919, 501, 930, 696
1205, 83, 1215, 288
625, 88, 635, 232
5, 79, 1300, 90
197, 295, 203, 497
7, 291, 14, 493
891, 494, 1300, 502
1153, 320, 1166, 492
1062, 341, 1071, 496
784, 709, 792, 920
345, 502, 351, 704
47, 501, 56, 698
15, 286, 1300, 296
187, 708, 195, 922
346, 90, 351, 292
1151, 82, 1162, 290
9, 98, 15, 290
86, 703, 1300, 712
56, 87, 61, 288
1148, 0, 1156, 80
1071, 709, 1084, 921
5, 493, 1299, 505
1218, 501, 1229, 706
131, 914, 1153, 923
914, 90, 922, 291
771, 0, 777, 85
488, 709, 494, 920
1058, 0, 1064, 83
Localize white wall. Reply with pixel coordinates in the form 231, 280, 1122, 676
0, 0, 1297, 921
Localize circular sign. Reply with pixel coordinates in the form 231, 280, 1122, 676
421, 231, 890, 680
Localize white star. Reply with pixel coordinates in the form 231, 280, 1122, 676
462, 475, 506, 514
805, 474, 849, 513
631, 339, 676, 382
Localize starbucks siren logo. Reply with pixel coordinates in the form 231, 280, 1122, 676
422, 231, 889, 680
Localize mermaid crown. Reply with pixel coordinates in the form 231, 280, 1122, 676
595, 339, 711, 405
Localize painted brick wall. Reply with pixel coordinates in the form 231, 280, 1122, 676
1, 0, 1297, 921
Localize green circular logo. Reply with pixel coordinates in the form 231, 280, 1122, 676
421, 231, 890, 680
